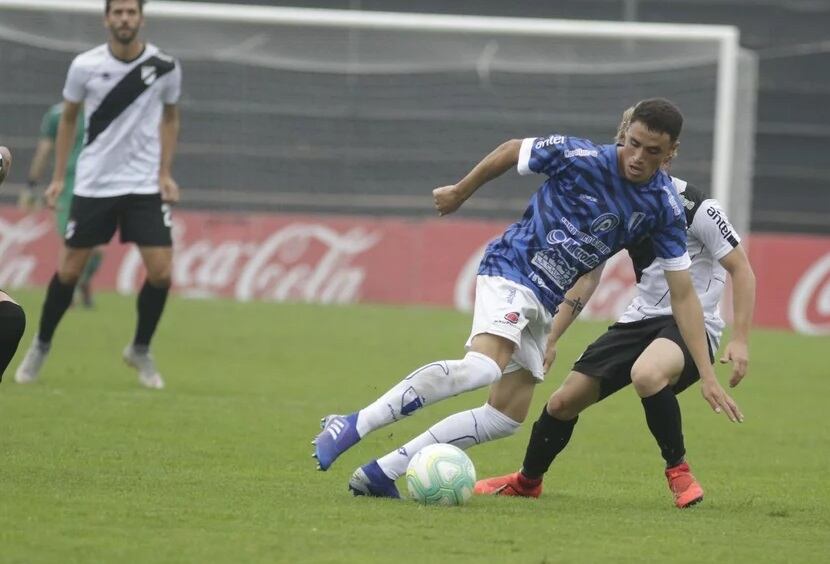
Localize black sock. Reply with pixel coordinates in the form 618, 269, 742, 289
133, 280, 169, 347
0, 301, 26, 382
520, 404, 578, 480
38, 273, 76, 344
641, 385, 686, 468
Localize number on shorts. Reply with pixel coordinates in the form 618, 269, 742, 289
161, 203, 172, 228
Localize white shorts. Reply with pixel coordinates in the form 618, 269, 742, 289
465, 275, 553, 381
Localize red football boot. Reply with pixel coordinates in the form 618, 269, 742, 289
665, 461, 704, 508
474, 471, 542, 498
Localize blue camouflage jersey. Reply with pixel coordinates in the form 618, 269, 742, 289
479, 134, 691, 314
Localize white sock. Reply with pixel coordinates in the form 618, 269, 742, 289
355, 352, 502, 438
377, 403, 521, 479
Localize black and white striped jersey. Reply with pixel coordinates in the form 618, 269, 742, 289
618, 177, 741, 349
62, 43, 181, 198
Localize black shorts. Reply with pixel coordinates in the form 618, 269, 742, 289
572, 316, 715, 401
65, 194, 173, 248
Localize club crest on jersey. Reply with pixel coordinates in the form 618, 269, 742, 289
590, 213, 619, 235
627, 211, 646, 232
141, 65, 157, 85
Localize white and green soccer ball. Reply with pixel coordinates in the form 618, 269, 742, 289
405, 443, 476, 506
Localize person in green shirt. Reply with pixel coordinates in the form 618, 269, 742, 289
23, 103, 103, 308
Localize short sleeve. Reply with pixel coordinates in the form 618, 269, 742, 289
62, 56, 87, 103
161, 60, 182, 105
652, 184, 691, 271
689, 199, 741, 260
517, 134, 568, 177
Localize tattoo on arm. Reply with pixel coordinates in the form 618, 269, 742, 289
563, 297, 584, 318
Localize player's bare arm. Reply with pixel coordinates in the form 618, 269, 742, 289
542, 263, 606, 373
718, 245, 756, 387
21, 137, 55, 210
433, 139, 522, 216
45, 100, 81, 208
0, 146, 11, 186
665, 268, 743, 422
159, 103, 180, 203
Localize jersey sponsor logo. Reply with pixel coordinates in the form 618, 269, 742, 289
546, 228, 601, 269
534, 134, 565, 149
661, 186, 682, 217
564, 148, 598, 159
562, 217, 611, 254
590, 213, 619, 235
532, 248, 579, 290
504, 311, 520, 324
627, 211, 646, 233
705, 205, 738, 245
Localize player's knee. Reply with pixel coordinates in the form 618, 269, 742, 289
476, 403, 521, 441
630, 361, 670, 397
448, 352, 502, 394
546, 389, 582, 420
0, 300, 26, 345
146, 275, 172, 288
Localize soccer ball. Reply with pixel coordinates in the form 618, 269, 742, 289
405, 443, 476, 506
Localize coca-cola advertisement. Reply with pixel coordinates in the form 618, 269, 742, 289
0, 206, 828, 335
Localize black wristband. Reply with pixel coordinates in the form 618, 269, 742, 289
27, 179, 38, 190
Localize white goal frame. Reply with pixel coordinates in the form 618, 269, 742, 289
0, 0, 742, 217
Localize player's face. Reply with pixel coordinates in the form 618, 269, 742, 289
619, 121, 677, 183
105, 0, 144, 46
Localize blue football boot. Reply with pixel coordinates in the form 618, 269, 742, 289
312, 413, 360, 471
348, 460, 400, 499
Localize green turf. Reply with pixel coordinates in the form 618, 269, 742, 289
1, 290, 828, 563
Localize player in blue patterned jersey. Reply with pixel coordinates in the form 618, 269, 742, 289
313, 98, 743, 498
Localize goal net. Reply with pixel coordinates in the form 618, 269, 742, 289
0, 0, 757, 232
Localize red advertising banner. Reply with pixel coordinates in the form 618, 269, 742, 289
1, 206, 828, 335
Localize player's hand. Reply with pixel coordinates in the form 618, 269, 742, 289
720, 340, 749, 388
160, 174, 180, 204
700, 377, 743, 423
44, 180, 64, 209
433, 185, 465, 216
542, 340, 558, 374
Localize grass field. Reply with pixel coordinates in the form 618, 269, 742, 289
1, 289, 828, 563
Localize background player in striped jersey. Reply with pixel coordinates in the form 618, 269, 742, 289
313, 99, 743, 498
15, 0, 181, 389
0, 146, 28, 382
475, 107, 756, 508
23, 102, 103, 308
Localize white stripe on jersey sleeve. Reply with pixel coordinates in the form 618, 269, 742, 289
657, 252, 692, 271
517, 137, 536, 176
691, 199, 741, 260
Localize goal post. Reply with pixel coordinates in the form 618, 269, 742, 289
0, 0, 756, 233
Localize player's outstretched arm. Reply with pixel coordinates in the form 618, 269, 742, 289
433, 139, 522, 216
665, 268, 743, 423
0, 146, 11, 186
44, 100, 81, 208
542, 264, 606, 373
718, 245, 756, 387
